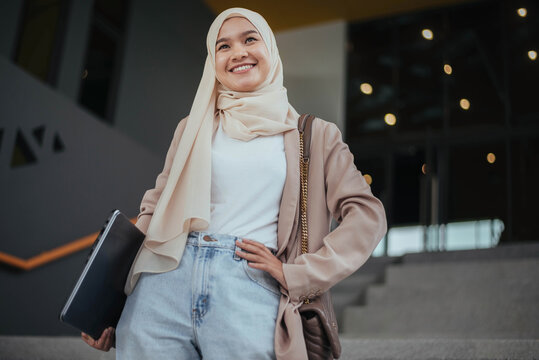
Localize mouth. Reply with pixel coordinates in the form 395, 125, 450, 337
229, 63, 256, 73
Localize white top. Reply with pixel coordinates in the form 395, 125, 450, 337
205, 120, 287, 251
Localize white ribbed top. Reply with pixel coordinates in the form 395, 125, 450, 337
205, 120, 286, 251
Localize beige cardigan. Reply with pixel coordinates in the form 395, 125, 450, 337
133, 116, 387, 360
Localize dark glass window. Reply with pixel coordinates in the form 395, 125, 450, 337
78, 0, 129, 123
446, 2, 505, 128
393, 147, 425, 225
447, 142, 507, 222
347, 0, 539, 248
397, 12, 445, 132
506, 1, 539, 126
347, 21, 396, 139
13, 0, 69, 84
511, 136, 539, 241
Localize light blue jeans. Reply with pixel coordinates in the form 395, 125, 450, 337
116, 231, 281, 359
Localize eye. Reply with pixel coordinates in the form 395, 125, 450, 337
217, 43, 229, 51
246, 37, 257, 43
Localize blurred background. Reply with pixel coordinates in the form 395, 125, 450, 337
0, 0, 537, 359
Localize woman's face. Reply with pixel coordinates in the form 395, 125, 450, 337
215, 17, 270, 92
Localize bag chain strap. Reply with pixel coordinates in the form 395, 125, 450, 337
299, 124, 311, 304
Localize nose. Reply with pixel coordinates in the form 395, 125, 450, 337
231, 45, 248, 60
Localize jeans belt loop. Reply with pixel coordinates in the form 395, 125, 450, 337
233, 242, 242, 261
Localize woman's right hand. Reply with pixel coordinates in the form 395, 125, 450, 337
81, 327, 115, 351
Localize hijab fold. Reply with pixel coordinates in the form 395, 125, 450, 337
125, 7, 299, 295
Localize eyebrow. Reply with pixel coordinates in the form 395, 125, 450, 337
216, 30, 259, 46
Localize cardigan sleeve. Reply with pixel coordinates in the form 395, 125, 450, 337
134, 118, 187, 234
282, 121, 387, 303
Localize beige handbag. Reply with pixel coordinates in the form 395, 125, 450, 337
297, 114, 342, 360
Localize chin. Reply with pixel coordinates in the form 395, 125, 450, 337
228, 83, 258, 92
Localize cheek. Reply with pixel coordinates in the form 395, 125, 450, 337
214, 56, 228, 81
257, 49, 271, 74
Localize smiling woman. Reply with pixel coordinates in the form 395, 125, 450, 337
80, 7, 386, 360
215, 17, 271, 92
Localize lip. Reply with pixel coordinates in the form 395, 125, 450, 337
229, 63, 256, 73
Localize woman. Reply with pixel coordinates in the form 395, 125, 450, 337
81, 7, 387, 359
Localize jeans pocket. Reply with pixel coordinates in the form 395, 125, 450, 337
241, 259, 281, 297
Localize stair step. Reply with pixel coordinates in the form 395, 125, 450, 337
366, 270, 538, 306
402, 242, 539, 264
341, 302, 539, 338
355, 255, 399, 274
384, 258, 539, 286
2, 336, 537, 360
0, 336, 115, 360
332, 273, 379, 292
339, 338, 539, 360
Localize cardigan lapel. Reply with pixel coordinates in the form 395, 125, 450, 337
276, 128, 300, 257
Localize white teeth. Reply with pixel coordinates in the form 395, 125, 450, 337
232, 64, 254, 72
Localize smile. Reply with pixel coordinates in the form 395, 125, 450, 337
230, 64, 256, 73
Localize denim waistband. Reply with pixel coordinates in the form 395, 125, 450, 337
187, 231, 277, 255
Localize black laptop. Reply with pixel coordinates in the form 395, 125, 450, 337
59, 209, 145, 339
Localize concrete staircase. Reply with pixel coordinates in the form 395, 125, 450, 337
1, 244, 538, 359
334, 242, 539, 359
1, 336, 538, 360
330, 256, 398, 326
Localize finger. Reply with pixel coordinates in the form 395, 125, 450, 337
247, 261, 268, 271
108, 328, 116, 349
103, 328, 113, 349
236, 240, 270, 255
81, 333, 91, 345
107, 328, 115, 345
85, 333, 96, 346
235, 249, 263, 262
103, 331, 112, 351
242, 239, 270, 251
96, 329, 108, 348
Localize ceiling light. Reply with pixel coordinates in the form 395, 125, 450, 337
443, 64, 452, 75
384, 113, 397, 126
487, 153, 496, 164
360, 83, 373, 95
422, 29, 434, 40
517, 8, 527, 17
460, 98, 470, 110
529, 50, 537, 61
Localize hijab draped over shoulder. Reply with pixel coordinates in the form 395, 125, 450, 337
125, 7, 300, 295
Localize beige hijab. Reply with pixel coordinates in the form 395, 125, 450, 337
125, 8, 300, 294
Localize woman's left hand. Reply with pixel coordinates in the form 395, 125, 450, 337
235, 239, 288, 291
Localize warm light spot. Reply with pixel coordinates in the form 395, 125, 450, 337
460, 98, 471, 110
487, 153, 496, 164
421, 29, 434, 40
82, 69, 88, 79
422, 29, 434, 40
360, 83, 373, 95
517, 8, 527, 17
384, 113, 397, 126
421, 164, 427, 174
443, 64, 453, 75
528, 50, 537, 61
364, 174, 373, 185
